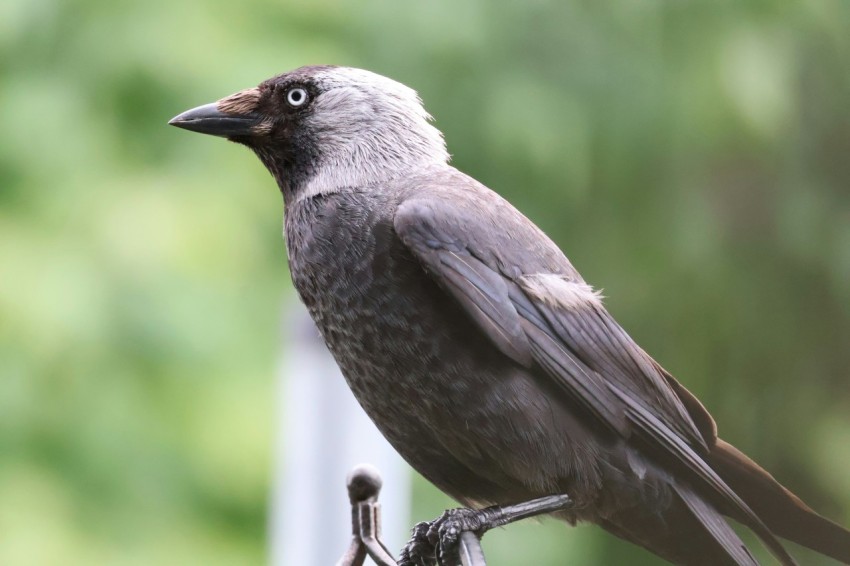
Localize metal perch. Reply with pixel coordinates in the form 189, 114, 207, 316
337, 465, 489, 566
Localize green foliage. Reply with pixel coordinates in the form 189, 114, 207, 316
1, 0, 849, 564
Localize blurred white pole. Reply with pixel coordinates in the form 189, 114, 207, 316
270, 302, 410, 566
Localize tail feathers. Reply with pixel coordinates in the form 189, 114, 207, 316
711, 438, 850, 564
673, 481, 758, 566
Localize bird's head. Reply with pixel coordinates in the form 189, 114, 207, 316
169, 66, 449, 201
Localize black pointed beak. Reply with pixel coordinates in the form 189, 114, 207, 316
168, 102, 261, 137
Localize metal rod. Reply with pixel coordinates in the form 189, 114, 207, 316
337, 464, 399, 566
458, 532, 487, 566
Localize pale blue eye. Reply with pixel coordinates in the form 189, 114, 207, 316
286, 87, 308, 107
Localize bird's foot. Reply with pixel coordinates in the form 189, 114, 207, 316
398, 509, 482, 566
398, 520, 436, 566
397, 495, 574, 566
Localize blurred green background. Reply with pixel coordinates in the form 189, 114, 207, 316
2, 0, 849, 564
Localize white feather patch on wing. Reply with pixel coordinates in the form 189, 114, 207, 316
519, 273, 604, 310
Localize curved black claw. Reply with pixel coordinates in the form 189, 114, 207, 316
398, 521, 438, 566
429, 508, 483, 566
398, 509, 484, 566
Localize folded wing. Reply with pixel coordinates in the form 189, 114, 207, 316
394, 194, 797, 566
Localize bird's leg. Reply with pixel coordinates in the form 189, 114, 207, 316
398, 494, 573, 566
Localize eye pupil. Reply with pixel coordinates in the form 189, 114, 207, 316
287, 88, 307, 107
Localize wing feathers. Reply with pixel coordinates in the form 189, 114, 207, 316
436, 250, 533, 366
394, 196, 800, 565
672, 482, 759, 566
613, 379, 797, 565
519, 317, 630, 435
711, 439, 850, 564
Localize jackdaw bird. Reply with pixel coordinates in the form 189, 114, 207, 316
170, 66, 850, 565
